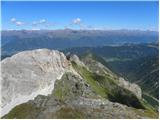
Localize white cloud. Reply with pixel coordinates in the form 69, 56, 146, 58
10, 18, 24, 26
66, 18, 83, 29
72, 18, 81, 24
15, 21, 24, 26
32, 19, 47, 26
11, 18, 16, 23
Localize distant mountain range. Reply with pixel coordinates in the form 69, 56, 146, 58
1, 30, 158, 56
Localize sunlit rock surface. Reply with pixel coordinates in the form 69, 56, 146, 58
1, 49, 69, 116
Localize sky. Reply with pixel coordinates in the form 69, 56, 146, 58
1, 1, 159, 30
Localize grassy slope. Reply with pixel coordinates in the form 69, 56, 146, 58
71, 61, 146, 109
82, 52, 159, 111
2, 103, 43, 119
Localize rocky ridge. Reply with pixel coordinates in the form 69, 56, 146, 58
81, 53, 142, 99
1, 49, 158, 118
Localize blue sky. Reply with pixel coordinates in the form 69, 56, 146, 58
1, 1, 159, 30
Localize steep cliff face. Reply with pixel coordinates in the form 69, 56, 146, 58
1, 49, 158, 118
1, 49, 69, 116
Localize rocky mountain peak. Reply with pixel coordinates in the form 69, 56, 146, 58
1, 49, 70, 116
66, 53, 85, 67
1, 49, 158, 119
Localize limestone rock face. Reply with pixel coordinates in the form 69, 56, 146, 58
68, 54, 85, 67
118, 77, 142, 99
1, 49, 69, 116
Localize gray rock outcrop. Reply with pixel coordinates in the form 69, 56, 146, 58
118, 77, 142, 99
1, 49, 69, 116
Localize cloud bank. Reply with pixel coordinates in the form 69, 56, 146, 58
9, 17, 102, 30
